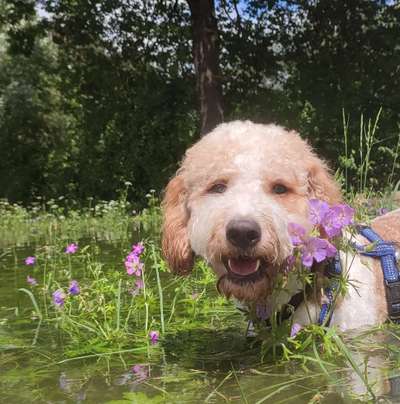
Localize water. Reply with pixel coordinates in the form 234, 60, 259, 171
1, 239, 400, 403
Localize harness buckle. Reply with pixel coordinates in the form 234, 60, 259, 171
385, 281, 400, 321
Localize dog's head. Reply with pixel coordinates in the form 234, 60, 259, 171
162, 121, 341, 302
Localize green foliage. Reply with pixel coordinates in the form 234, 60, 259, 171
1, 200, 237, 356
0, 0, 196, 204
0, 0, 399, 205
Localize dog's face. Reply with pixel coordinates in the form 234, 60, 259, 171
162, 121, 341, 302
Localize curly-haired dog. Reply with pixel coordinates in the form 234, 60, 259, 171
162, 121, 400, 330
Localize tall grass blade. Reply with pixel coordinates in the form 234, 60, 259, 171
331, 334, 376, 400
231, 363, 249, 404
116, 278, 122, 331
152, 245, 165, 334
18, 288, 42, 320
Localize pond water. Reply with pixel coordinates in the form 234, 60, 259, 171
1, 235, 400, 403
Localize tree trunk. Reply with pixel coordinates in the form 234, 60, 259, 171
187, 0, 224, 136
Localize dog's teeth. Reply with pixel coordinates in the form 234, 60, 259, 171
255, 259, 260, 271
228, 259, 233, 270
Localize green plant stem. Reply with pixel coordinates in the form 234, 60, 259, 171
116, 278, 122, 331
152, 245, 165, 334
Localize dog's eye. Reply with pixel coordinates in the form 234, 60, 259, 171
272, 184, 288, 194
208, 183, 227, 194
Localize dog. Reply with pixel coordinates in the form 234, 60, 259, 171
161, 120, 400, 331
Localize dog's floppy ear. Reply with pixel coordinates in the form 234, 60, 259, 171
161, 174, 194, 275
307, 156, 342, 204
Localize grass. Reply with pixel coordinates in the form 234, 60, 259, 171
1, 202, 239, 357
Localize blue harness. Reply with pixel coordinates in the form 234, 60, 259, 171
320, 226, 400, 325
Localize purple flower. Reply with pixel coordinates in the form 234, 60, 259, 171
288, 222, 307, 246
333, 204, 354, 226
126, 252, 139, 262
290, 323, 303, 337
124, 243, 145, 276
52, 289, 66, 307
289, 219, 337, 268
322, 204, 354, 237
68, 280, 80, 295
125, 260, 143, 276
24, 256, 36, 265
65, 243, 78, 254
308, 200, 354, 238
27, 275, 37, 286
131, 364, 148, 381
300, 237, 337, 267
309, 199, 330, 226
132, 242, 144, 256
149, 330, 159, 344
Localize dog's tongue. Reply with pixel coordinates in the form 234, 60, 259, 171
228, 258, 260, 276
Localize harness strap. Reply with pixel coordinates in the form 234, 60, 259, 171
357, 226, 400, 323
318, 252, 341, 326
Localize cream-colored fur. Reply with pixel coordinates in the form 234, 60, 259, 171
162, 120, 399, 330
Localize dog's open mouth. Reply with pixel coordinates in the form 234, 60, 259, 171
222, 256, 267, 283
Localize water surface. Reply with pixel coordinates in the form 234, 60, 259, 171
1, 237, 400, 403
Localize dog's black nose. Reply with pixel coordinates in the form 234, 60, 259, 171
226, 219, 261, 249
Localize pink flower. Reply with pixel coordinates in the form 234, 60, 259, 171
132, 242, 144, 256
125, 259, 144, 276
124, 242, 145, 276
149, 330, 159, 344
65, 243, 78, 254
290, 323, 303, 337
27, 275, 37, 286
24, 256, 36, 265
126, 252, 139, 262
